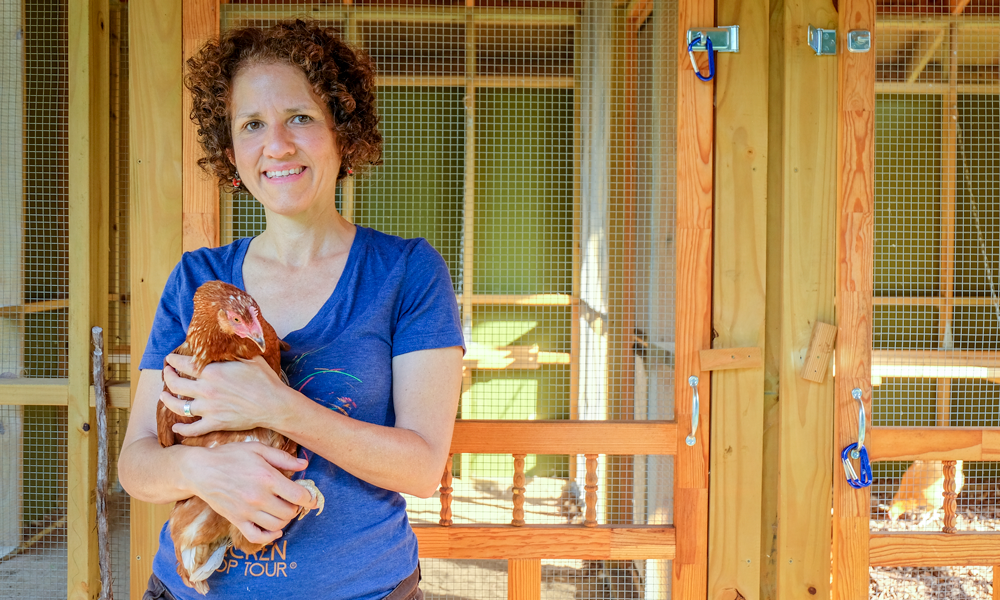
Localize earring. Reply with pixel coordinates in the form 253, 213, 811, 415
232, 172, 242, 189
347, 168, 354, 176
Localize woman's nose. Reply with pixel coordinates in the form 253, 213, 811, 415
264, 123, 295, 157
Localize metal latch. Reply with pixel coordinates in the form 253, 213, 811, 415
808, 25, 837, 56
686, 26, 740, 53
848, 30, 871, 52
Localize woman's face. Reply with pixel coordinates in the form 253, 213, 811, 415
229, 61, 342, 219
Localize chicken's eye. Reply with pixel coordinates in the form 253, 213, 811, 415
233, 318, 241, 323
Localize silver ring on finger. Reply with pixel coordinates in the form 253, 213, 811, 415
183, 400, 193, 418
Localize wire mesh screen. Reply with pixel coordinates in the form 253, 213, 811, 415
0, 0, 69, 380
872, 1, 999, 595
870, 566, 993, 600
109, 0, 131, 384
0, 406, 68, 599
217, 1, 676, 598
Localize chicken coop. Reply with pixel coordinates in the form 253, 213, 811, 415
0, 0, 998, 598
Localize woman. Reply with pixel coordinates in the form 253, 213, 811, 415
118, 20, 465, 600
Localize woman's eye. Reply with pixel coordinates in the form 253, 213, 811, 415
292, 115, 312, 124
245, 121, 262, 131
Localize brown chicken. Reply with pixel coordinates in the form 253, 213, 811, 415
887, 460, 964, 523
157, 280, 324, 595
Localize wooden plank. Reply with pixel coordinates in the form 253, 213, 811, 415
870, 533, 1000, 567
905, 30, 946, 84
222, 5, 579, 25
833, 0, 877, 593
869, 427, 1000, 461
88, 382, 131, 409
800, 321, 837, 383
469, 294, 575, 306
773, 0, 838, 596
68, 0, 109, 596
675, 0, 714, 590
413, 525, 676, 560
710, 0, 769, 595
130, 0, 185, 594
937, 22, 959, 427
873, 350, 1000, 368
950, 0, 972, 15
0, 299, 70, 318
450, 420, 677, 455
378, 75, 575, 89
508, 559, 541, 600
699, 347, 764, 372
0, 380, 69, 406
461, 18, 476, 351
873, 297, 1000, 306
875, 82, 1000, 95
182, 0, 220, 252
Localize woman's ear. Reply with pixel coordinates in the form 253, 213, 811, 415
226, 148, 235, 166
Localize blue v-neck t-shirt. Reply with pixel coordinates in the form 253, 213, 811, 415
139, 226, 464, 600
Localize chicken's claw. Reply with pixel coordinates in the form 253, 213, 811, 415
295, 479, 325, 519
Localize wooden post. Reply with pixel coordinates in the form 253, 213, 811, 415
130, 0, 184, 595
182, 0, 221, 252
770, 0, 839, 596
439, 454, 454, 527
508, 559, 541, 600
832, 0, 876, 594
512, 454, 526, 527
710, 0, 769, 598
68, 0, 110, 597
942, 460, 959, 534
584, 454, 598, 528
675, 0, 714, 593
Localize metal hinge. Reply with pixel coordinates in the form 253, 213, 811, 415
808, 25, 837, 56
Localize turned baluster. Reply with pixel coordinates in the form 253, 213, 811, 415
584, 454, 598, 528
439, 453, 454, 527
512, 454, 526, 526
942, 459, 958, 534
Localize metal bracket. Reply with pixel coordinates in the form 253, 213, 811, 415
686, 26, 740, 53
848, 30, 872, 52
808, 25, 837, 56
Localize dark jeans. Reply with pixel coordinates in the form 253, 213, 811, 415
143, 564, 422, 600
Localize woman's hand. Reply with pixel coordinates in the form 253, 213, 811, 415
182, 442, 317, 545
160, 353, 288, 437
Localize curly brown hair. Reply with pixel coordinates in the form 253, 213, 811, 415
185, 19, 382, 190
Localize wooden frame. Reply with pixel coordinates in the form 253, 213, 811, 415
68, 0, 111, 597
832, 0, 876, 594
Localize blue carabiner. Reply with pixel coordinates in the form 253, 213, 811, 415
687, 35, 715, 82
841, 443, 872, 489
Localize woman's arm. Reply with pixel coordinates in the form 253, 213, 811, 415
118, 369, 317, 544
161, 345, 464, 498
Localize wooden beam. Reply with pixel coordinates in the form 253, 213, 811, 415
413, 525, 675, 560
833, 0, 876, 593
377, 75, 575, 89
710, 0, 769, 596
0, 299, 71, 318
450, 420, 677, 455
873, 350, 1000, 368
905, 30, 946, 84
772, 0, 838, 596
130, 0, 184, 595
508, 559, 541, 600
220, 5, 579, 26
182, 0, 220, 252
950, 0, 972, 15
873, 296, 1000, 306
68, 0, 110, 596
870, 533, 1000, 567
0, 379, 69, 406
466, 294, 575, 306
869, 427, 1000, 461
875, 82, 1000, 95
675, 0, 714, 591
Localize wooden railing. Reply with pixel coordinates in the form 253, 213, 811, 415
413, 420, 677, 563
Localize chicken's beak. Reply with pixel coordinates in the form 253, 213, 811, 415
251, 335, 266, 353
